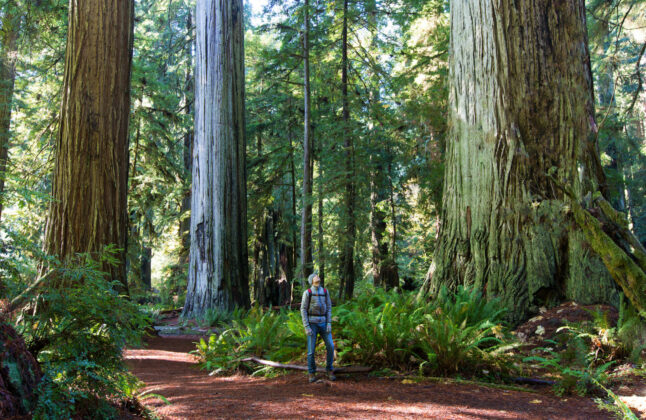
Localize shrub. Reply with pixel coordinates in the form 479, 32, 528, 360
335, 290, 428, 369
9, 251, 149, 419
195, 287, 515, 379
525, 339, 615, 397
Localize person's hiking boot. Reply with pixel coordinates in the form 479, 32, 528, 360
327, 370, 336, 381
308, 374, 317, 383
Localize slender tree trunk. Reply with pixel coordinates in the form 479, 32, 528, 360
370, 157, 389, 288
317, 159, 325, 288
183, 0, 250, 318
420, 0, 616, 324
300, 0, 314, 287
0, 4, 20, 224
43, 0, 134, 292
339, 0, 355, 301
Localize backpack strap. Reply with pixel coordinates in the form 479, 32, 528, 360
307, 289, 312, 314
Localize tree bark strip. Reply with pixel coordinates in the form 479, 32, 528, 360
183, 0, 250, 318
43, 0, 134, 291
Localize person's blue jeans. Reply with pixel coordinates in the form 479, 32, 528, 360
307, 322, 334, 374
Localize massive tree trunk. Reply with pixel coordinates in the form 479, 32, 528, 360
338, 0, 355, 301
0, 3, 20, 224
43, 0, 134, 292
183, 0, 250, 318
420, 0, 617, 324
300, 0, 314, 286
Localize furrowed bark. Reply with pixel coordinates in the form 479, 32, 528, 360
183, 0, 250, 318
43, 0, 134, 292
420, 0, 617, 324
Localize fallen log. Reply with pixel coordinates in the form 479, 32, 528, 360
240, 357, 372, 374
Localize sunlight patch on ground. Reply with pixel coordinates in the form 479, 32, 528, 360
619, 394, 646, 418
124, 349, 198, 363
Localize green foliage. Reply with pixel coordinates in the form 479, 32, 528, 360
335, 289, 429, 368
525, 339, 615, 397
8, 252, 149, 419
523, 297, 646, 399
416, 287, 510, 375
194, 307, 291, 374
195, 287, 514, 378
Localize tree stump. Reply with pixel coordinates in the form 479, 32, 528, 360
0, 321, 41, 416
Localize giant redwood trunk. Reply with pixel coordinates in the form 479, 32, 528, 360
183, 0, 250, 318
0, 3, 20, 224
420, 0, 617, 324
43, 0, 134, 291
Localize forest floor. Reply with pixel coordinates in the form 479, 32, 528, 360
126, 336, 620, 420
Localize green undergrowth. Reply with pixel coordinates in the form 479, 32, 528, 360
522, 297, 646, 418
3, 243, 153, 419
194, 286, 518, 379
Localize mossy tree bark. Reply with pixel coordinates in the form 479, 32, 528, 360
43, 0, 134, 292
420, 0, 617, 324
0, 2, 20, 224
183, 0, 250, 318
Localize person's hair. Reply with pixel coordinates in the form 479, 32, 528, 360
307, 272, 318, 285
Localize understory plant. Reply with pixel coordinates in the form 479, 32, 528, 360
524, 296, 646, 398
7, 250, 149, 419
195, 286, 515, 378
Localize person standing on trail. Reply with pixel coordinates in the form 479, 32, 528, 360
301, 272, 335, 383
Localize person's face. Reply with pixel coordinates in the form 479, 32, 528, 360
312, 275, 320, 287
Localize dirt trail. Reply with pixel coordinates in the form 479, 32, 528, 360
125, 337, 612, 419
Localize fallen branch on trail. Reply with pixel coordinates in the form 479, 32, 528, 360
240, 357, 372, 374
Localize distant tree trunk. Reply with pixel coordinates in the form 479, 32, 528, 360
288, 97, 298, 286
370, 158, 389, 288
300, 0, 314, 287
183, 0, 250, 318
420, 0, 617, 324
0, 4, 20, 224
317, 160, 326, 288
179, 12, 194, 265
339, 0, 355, 301
43, 0, 134, 292
141, 208, 153, 290
370, 159, 399, 290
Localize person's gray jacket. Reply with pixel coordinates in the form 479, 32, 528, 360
301, 286, 332, 328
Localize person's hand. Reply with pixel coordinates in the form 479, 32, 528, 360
326, 323, 331, 333
305, 327, 313, 336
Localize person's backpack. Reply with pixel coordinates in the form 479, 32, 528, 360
306, 287, 328, 315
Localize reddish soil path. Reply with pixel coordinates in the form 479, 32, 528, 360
125, 337, 612, 419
